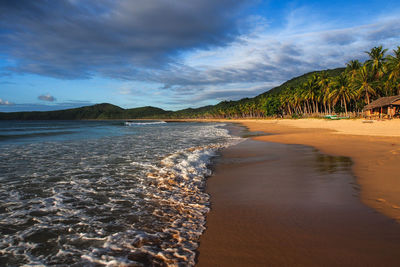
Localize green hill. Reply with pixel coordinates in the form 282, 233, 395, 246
0, 104, 170, 120
124, 106, 171, 119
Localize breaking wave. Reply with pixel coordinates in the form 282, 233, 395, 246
125, 121, 167, 126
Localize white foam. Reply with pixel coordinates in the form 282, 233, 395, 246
125, 121, 166, 126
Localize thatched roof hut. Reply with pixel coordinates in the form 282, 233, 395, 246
363, 95, 400, 111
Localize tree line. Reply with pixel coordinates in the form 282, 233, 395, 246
280, 46, 400, 117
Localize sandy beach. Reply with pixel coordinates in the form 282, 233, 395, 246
196, 119, 400, 266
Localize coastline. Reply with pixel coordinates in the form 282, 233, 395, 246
169, 118, 400, 222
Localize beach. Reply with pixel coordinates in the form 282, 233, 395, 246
197, 119, 400, 266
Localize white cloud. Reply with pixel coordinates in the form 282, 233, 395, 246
0, 98, 13, 105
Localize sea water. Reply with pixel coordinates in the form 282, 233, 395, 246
0, 120, 240, 266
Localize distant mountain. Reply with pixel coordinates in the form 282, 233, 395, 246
124, 106, 171, 119
0, 103, 171, 120
0, 67, 345, 120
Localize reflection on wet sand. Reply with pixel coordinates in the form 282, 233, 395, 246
198, 139, 400, 267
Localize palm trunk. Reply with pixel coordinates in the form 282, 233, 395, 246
287, 104, 292, 115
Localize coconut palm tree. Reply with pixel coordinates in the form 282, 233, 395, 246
330, 73, 356, 115
387, 46, 400, 95
318, 72, 332, 113
280, 92, 291, 115
303, 75, 320, 114
365, 46, 388, 78
346, 60, 362, 79
353, 65, 377, 105
293, 86, 305, 114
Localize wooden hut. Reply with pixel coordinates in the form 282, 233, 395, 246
363, 95, 400, 118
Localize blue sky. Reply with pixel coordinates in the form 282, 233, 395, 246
1, 0, 400, 112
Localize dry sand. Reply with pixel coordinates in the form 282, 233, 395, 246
249, 118, 400, 137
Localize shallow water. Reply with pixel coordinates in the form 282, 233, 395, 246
0, 121, 240, 266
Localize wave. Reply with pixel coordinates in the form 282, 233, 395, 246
125, 121, 167, 126
82, 145, 224, 266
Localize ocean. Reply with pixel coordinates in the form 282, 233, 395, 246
0, 120, 240, 266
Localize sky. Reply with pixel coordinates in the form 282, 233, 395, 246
1, 0, 400, 112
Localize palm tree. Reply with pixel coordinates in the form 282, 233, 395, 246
382, 79, 396, 96
318, 72, 332, 113
387, 46, 400, 95
353, 65, 377, 105
365, 46, 388, 79
280, 92, 292, 115
346, 60, 362, 79
294, 85, 307, 114
330, 73, 356, 115
303, 75, 320, 114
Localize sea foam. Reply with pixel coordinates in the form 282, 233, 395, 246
125, 121, 167, 126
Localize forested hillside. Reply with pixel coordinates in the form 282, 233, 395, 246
0, 104, 171, 120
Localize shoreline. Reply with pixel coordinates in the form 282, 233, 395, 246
178, 118, 400, 222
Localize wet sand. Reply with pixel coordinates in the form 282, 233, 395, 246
239, 120, 400, 222
197, 139, 400, 266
